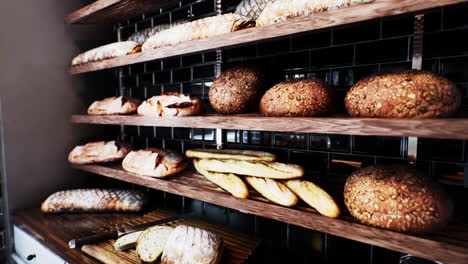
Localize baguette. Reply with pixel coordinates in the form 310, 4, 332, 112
136, 226, 175, 263
194, 160, 249, 199
186, 148, 276, 161
114, 231, 144, 251
197, 159, 304, 179
71, 41, 141, 65
245, 176, 298, 206
285, 179, 340, 218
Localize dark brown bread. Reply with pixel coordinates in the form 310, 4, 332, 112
260, 78, 334, 117
344, 165, 453, 234
209, 66, 266, 114
345, 70, 461, 118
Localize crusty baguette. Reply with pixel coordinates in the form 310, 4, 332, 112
68, 141, 132, 165
194, 160, 249, 199
197, 159, 304, 179
114, 231, 144, 251
186, 148, 276, 161
136, 226, 175, 263
71, 41, 141, 66
285, 179, 340, 218
41, 189, 146, 213
245, 176, 298, 206
88, 96, 141, 115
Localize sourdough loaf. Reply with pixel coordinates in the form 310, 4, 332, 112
345, 70, 461, 118
344, 165, 453, 233
122, 148, 187, 178
88, 96, 141, 115
137, 92, 203, 117
68, 141, 132, 164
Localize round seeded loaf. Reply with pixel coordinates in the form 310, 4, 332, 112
345, 70, 461, 118
260, 78, 334, 117
344, 165, 453, 234
209, 66, 266, 114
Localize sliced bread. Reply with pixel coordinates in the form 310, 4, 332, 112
136, 226, 175, 263
114, 230, 144, 251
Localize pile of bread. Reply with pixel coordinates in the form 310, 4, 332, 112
71, 0, 375, 66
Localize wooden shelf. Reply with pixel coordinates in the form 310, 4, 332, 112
14, 209, 259, 264
71, 114, 468, 139
72, 163, 468, 264
65, 0, 180, 24
68, 0, 468, 74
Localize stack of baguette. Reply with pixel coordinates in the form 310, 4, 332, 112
186, 148, 340, 218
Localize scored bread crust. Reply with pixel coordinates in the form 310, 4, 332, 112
136, 226, 175, 263
194, 160, 249, 199
87, 96, 141, 115
186, 148, 276, 161
245, 176, 298, 207
345, 70, 462, 118
68, 141, 132, 164
41, 189, 146, 213
137, 92, 203, 117
285, 179, 340, 218
197, 159, 304, 179
71, 41, 141, 66
344, 165, 453, 234
122, 148, 187, 178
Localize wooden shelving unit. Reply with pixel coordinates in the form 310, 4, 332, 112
65, 0, 180, 24
68, 0, 468, 74
71, 114, 468, 140
72, 163, 468, 264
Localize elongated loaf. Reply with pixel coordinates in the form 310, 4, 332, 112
41, 189, 146, 213
122, 148, 187, 178
142, 14, 254, 51
137, 226, 175, 263
197, 159, 304, 179
71, 41, 141, 65
68, 141, 132, 164
161, 225, 223, 264
194, 160, 249, 199
285, 179, 340, 218
245, 177, 298, 206
186, 148, 276, 161
88, 96, 141, 115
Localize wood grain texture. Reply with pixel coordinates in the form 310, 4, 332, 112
68, 0, 468, 74
65, 0, 180, 24
70, 114, 468, 139
14, 209, 259, 264
70, 164, 468, 264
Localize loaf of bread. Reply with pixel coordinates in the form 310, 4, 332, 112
122, 148, 187, 178
245, 176, 298, 206
142, 14, 254, 51
161, 225, 223, 264
344, 165, 453, 233
345, 70, 462, 118
41, 189, 146, 213
137, 92, 203, 117
260, 78, 334, 117
285, 179, 340, 218
209, 66, 266, 114
194, 160, 249, 199
88, 96, 141, 115
127, 21, 188, 44
197, 159, 304, 179
186, 148, 276, 161
235, 0, 275, 20
137, 226, 175, 263
68, 141, 132, 164
71, 41, 141, 66
256, 0, 375, 26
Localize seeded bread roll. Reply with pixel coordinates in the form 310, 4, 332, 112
344, 165, 453, 234
209, 66, 266, 114
345, 70, 462, 118
260, 78, 335, 117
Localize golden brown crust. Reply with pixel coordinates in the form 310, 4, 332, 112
344, 165, 453, 234
209, 66, 266, 114
245, 176, 298, 207
186, 148, 276, 161
87, 96, 141, 115
122, 148, 187, 178
68, 141, 132, 164
260, 78, 335, 117
137, 92, 203, 117
345, 70, 462, 118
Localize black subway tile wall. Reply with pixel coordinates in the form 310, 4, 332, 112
104, 1, 468, 264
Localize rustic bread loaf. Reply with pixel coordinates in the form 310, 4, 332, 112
260, 78, 335, 117
71, 41, 141, 66
137, 92, 203, 117
186, 148, 276, 161
136, 226, 175, 263
122, 148, 187, 178
41, 189, 146, 213
209, 66, 266, 114
88, 96, 141, 115
235, 0, 275, 20
161, 225, 223, 264
245, 176, 299, 207
344, 165, 453, 234
345, 70, 462, 118
68, 141, 132, 164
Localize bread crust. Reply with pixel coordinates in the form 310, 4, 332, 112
345, 70, 462, 118
68, 141, 132, 164
260, 78, 335, 117
137, 92, 203, 117
87, 96, 141, 115
344, 165, 453, 233
245, 176, 298, 206
122, 148, 187, 178
71, 41, 141, 65
186, 148, 276, 161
